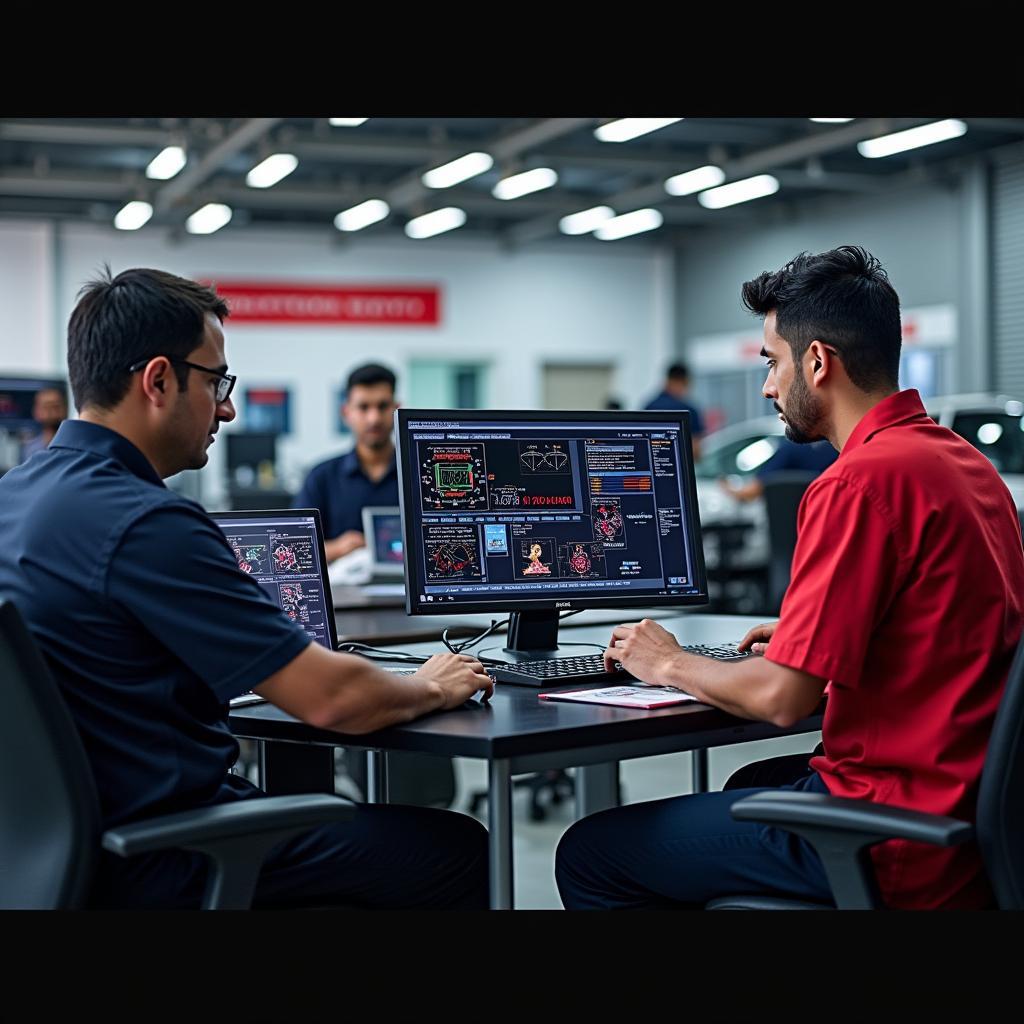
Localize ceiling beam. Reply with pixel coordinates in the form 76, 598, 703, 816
152, 118, 281, 214
382, 118, 597, 211
506, 118, 933, 246
0, 121, 169, 147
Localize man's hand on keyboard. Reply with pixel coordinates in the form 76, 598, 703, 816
605, 618, 684, 684
736, 621, 780, 656
414, 653, 495, 709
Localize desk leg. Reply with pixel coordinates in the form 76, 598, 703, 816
576, 762, 621, 816
488, 758, 513, 910
367, 749, 389, 803
258, 741, 335, 796
691, 749, 709, 793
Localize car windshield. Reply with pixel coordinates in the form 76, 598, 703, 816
950, 412, 1024, 474
696, 434, 781, 479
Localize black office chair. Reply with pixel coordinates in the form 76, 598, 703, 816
706, 635, 1024, 910
762, 471, 818, 615
0, 599, 355, 909
467, 769, 576, 823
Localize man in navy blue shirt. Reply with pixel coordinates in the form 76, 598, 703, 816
0, 267, 492, 909
294, 363, 399, 563
643, 362, 705, 459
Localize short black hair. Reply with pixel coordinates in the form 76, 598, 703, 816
741, 245, 901, 393
666, 362, 690, 382
346, 363, 396, 394
67, 266, 230, 411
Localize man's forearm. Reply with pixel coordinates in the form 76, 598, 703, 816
309, 658, 445, 734
659, 653, 820, 727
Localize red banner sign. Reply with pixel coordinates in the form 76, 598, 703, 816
208, 281, 440, 325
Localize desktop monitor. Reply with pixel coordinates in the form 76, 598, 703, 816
395, 408, 708, 661
225, 431, 277, 478
361, 506, 405, 577
0, 376, 68, 432
209, 508, 338, 651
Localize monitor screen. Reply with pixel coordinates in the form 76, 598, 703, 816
225, 431, 277, 472
0, 376, 68, 432
396, 409, 708, 636
209, 509, 338, 651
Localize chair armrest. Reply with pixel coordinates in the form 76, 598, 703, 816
729, 791, 974, 909
102, 795, 356, 909
729, 791, 974, 848
102, 794, 356, 857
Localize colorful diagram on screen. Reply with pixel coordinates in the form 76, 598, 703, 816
518, 538, 556, 577
558, 541, 607, 579
592, 499, 625, 544
271, 536, 315, 574
279, 582, 312, 624
230, 542, 268, 575
419, 444, 488, 510
518, 441, 570, 474
422, 524, 484, 582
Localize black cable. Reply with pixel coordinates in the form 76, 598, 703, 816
450, 610, 604, 661
335, 641, 428, 664
441, 618, 509, 656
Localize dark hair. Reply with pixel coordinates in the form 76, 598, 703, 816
740, 245, 901, 393
67, 266, 230, 411
666, 362, 690, 382
346, 363, 396, 394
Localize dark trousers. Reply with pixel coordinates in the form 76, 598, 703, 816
91, 802, 489, 910
555, 746, 833, 909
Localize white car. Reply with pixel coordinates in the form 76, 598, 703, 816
695, 393, 1024, 570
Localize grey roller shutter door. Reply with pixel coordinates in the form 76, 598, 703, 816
993, 151, 1024, 397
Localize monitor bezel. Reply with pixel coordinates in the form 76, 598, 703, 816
395, 408, 709, 617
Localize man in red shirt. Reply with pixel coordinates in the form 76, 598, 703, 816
556, 245, 1024, 910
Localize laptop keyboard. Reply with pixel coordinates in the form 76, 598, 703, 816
488, 645, 753, 688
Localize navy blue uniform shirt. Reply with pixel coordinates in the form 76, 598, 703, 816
642, 391, 706, 435
756, 438, 838, 480
293, 448, 399, 539
0, 420, 311, 829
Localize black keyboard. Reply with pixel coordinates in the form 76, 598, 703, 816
488, 645, 753, 688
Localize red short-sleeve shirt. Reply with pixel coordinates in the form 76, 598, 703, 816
766, 390, 1024, 909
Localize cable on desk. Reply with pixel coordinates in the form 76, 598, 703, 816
441, 618, 509, 656
441, 609, 601, 660
335, 641, 428, 664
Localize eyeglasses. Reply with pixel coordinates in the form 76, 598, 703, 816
127, 357, 236, 403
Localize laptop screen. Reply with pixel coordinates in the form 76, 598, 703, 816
209, 508, 339, 651
362, 506, 405, 576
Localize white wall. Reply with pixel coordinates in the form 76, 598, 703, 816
0, 222, 55, 370
20, 223, 671, 504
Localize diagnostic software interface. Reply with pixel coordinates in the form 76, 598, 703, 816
400, 413, 706, 611
211, 512, 335, 650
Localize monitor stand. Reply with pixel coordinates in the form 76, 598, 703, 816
487, 609, 563, 663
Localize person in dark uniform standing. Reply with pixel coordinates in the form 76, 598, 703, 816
643, 362, 706, 459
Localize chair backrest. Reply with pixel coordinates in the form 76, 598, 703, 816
0, 600, 101, 908
762, 471, 818, 614
977, 634, 1024, 909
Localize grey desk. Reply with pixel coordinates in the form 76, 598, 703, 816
229, 613, 823, 909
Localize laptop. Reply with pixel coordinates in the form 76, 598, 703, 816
209, 508, 339, 705
360, 505, 406, 593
